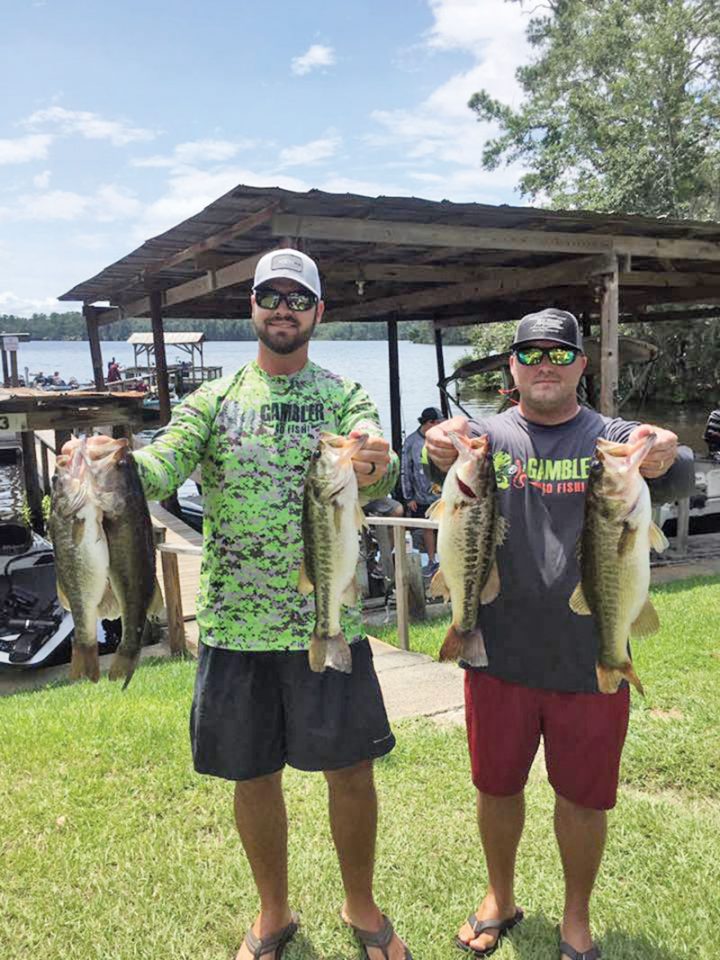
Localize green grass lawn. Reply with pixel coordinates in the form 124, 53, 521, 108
1, 575, 719, 959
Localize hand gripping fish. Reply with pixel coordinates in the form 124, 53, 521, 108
48, 439, 116, 682
427, 433, 507, 666
299, 432, 368, 673
569, 433, 668, 694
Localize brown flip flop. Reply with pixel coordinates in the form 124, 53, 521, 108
344, 913, 413, 959
241, 913, 300, 959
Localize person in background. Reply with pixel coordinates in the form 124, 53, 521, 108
51, 371, 65, 386
32, 371, 47, 387
401, 406, 445, 574
107, 359, 121, 383
425, 308, 694, 960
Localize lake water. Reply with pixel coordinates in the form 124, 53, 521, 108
14, 337, 713, 449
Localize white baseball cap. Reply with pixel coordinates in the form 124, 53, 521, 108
253, 248, 322, 299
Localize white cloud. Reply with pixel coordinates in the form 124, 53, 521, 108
291, 44, 336, 76
132, 138, 254, 168
0, 291, 66, 316
20, 189, 88, 221
33, 169, 51, 189
279, 135, 341, 167
3, 184, 141, 223
0, 134, 53, 165
23, 106, 155, 146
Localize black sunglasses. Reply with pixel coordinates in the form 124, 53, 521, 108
254, 288, 318, 312
514, 346, 581, 366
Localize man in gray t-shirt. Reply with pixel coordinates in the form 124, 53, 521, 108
426, 309, 693, 960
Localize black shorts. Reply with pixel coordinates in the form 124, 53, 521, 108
190, 637, 396, 781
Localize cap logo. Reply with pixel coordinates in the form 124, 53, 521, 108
528, 315, 566, 335
270, 253, 303, 274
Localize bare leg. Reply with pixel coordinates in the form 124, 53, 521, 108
554, 793, 606, 953
457, 790, 525, 952
234, 771, 293, 960
326, 760, 409, 960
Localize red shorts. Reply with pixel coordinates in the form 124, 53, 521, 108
464, 671, 630, 811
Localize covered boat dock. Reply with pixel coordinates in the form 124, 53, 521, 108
58, 184, 720, 442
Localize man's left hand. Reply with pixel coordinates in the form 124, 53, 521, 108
628, 423, 679, 478
349, 430, 390, 488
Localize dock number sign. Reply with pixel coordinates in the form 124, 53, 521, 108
0, 413, 28, 434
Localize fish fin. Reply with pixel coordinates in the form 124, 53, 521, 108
480, 561, 501, 605
341, 578, 359, 606
308, 631, 327, 672
71, 516, 86, 547
97, 582, 120, 621
631, 597, 661, 637
428, 567, 450, 601
148, 579, 164, 619
649, 521, 669, 553
569, 581, 592, 615
324, 633, 353, 674
108, 651, 140, 688
460, 627, 488, 667
597, 662, 644, 696
298, 559, 314, 595
355, 503, 367, 530
494, 514, 508, 547
425, 498, 444, 521
70, 643, 100, 683
56, 581, 71, 612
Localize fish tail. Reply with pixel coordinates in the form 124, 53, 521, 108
324, 633, 353, 674
439, 625, 488, 666
597, 661, 644, 696
69, 643, 100, 683
108, 650, 141, 688
308, 631, 328, 673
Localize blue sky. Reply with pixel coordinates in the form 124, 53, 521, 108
1, 0, 532, 316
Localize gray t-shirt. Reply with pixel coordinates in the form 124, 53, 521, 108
467, 405, 694, 692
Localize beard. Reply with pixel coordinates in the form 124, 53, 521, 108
252, 312, 317, 355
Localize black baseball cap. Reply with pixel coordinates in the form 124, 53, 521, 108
511, 308, 583, 352
419, 406, 444, 424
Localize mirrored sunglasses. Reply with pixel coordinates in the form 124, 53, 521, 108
255, 288, 318, 312
514, 346, 580, 366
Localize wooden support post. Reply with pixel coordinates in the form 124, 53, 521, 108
9, 351, 19, 387
392, 526, 409, 650
387, 315, 402, 457
150, 291, 172, 426
40, 440, 51, 495
54, 430, 72, 455
84, 305, 106, 390
675, 497, 690, 558
580, 311, 596, 407
21, 431, 44, 532
434, 325, 450, 418
599, 256, 620, 416
154, 530, 187, 656
0, 348, 8, 386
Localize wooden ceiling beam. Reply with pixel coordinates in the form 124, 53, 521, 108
271, 213, 720, 261
328, 255, 613, 323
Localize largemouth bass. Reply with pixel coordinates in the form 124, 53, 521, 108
48, 440, 116, 682
299, 432, 368, 673
89, 439, 163, 688
569, 434, 668, 694
428, 433, 506, 666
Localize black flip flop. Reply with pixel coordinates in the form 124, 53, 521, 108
242, 913, 300, 959
454, 907, 524, 957
344, 913, 413, 959
559, 936, 601, 960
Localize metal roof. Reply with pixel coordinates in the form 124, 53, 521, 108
128, 332, 205, 345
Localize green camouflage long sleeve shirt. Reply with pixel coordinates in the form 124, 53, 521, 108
133, 360, 398, 652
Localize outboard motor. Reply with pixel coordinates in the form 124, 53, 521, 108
704, 409, 720, 462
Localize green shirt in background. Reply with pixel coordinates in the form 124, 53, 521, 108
134, 360, 397, 653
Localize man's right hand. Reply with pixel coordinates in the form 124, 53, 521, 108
425, 415, 471, 472
61, 434, 118, 460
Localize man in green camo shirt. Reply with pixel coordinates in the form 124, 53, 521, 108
71, 249, 412, 960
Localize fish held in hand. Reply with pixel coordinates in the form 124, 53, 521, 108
427, 433, 506, 666
89, 440, 163, 688
48, 440, 116, 682
299, 432, 368, 674
569, 433, 668, 694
